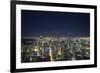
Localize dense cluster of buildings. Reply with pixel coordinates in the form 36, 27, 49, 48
21, 36, 90, 63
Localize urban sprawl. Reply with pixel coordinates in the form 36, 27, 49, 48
21, 36, 90, 63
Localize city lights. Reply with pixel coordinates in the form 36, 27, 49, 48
21, 36, 90, 63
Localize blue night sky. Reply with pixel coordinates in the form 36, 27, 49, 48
21, 10, 90, 37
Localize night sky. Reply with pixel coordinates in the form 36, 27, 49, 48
21, 10, 90, 37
